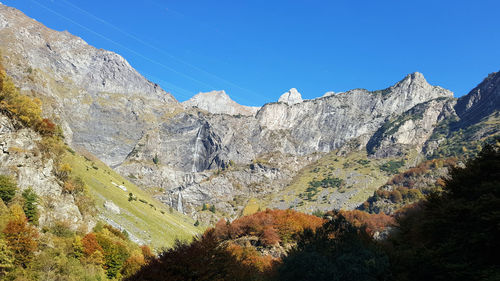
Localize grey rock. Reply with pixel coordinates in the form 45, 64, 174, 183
0, 114, 92, 230
455, 71, 500, 127
183, 90, 260, 116
104, 200, 121, 214
278, 88, 303, 105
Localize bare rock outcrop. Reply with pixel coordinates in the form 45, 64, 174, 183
183, 90, 259, 116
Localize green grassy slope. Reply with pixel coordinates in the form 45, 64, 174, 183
65, 152, 202, 250
244, 150, 418, 215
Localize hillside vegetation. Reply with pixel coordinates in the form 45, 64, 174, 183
0, 59, 202, 280
128, 143, 500, 281
65, 152, 202, 249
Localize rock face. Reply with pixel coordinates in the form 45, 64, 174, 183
0, 3, 498, 221
183, 90, 260, 116
0, 114, 91, 230
455, 71, 500, 127
0, 4, 179, 167
278, 88, 303, 105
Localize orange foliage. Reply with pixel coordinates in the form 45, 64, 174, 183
2, 212, 38, 267
226, 243, 276, 273
140, 245, 154, 261
213, 209, 324, 246
387, 157, 458, 186
37, 118, 57, 136
333, 210, 394, 235
82, 233, 103, 256
121, 253, 146, 278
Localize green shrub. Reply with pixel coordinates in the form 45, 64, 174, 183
379, 160, 405, 174
0, 175, 16, 204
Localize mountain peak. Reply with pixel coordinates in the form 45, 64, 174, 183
401, 72, 428, 86
278, 88, 303, 105
183, 90, 260, 116
455, 70, 500, 126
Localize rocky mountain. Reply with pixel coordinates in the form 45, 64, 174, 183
455, 71, 499, 127
0, 4, 179, 167
183, 90, 260, 116
0, 3, 498, 224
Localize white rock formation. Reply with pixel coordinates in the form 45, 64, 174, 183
183, 90, 260, 116
278, 88, 303, 105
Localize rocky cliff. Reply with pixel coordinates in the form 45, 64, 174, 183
0, 113, 91, 230
0, 4, 179, 167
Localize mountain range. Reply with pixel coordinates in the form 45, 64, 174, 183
0, 2, 498, 229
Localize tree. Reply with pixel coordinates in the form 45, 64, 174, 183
21, 187, 38, 224
0, 175, 16, 204
209, 205, 216, 213
389, 142, 500, 280
82, 233, 103, 256
0, 238, 14, 276
194, 220, 200, 227
2, 204, 38, 267
278, 215, 390, 281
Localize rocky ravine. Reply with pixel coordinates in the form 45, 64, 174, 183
0, 3, 498, 222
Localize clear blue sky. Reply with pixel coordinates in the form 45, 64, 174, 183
4, 0, 500, 106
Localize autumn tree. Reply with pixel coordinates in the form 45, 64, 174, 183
2, 204, 38, 267
0, 238, 14, 276
82, 233, 103, 256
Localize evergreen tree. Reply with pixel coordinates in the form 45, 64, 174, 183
21, 187, 38, 224
0, 175, 16, 204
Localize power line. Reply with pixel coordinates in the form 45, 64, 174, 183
30, 0, 216, 96
57, 0, 267, 104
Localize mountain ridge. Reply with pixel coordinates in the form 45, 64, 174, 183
0, 3, 498, 225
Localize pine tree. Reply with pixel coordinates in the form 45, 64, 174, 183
21, 187, 38, 224
0, 175, 16, 204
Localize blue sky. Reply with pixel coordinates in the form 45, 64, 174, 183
4, 0, 500, 106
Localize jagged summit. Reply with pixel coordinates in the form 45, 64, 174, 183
278, 88, 303, 105
455, 70, 500, 126
183, 90, 260, 116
